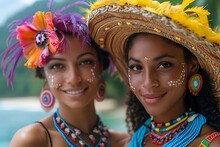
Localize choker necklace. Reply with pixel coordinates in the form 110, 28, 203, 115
148, 119, 188, 145
148, 109, 193, 145
53, 109, 110, 147
151, 109, 191, 132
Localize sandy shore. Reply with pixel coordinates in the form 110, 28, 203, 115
0, 96, 124, 112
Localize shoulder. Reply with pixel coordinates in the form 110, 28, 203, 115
109, 129, 131, 147
204, 132, 220, 147
198, 125, 220, 147
9, 122, 48, 147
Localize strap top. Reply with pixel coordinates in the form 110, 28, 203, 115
35, 121, 53, 147
199, 132, 220, 147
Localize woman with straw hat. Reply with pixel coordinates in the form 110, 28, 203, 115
2, 0, 130, 147
86, 0, 220, 146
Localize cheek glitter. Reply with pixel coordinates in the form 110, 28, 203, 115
128, 68, 135, 92
168, 63, 186, 87
47, 74, 61, 89
87, 62, 97, 83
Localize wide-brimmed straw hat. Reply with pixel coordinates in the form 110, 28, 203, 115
86, 0, 220, 97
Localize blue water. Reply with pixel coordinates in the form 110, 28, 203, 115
0, 109, 127, 147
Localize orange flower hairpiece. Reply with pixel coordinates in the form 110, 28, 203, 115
17, 11, 59, 68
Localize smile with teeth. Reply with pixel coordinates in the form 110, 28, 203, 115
65, 88, 86, 95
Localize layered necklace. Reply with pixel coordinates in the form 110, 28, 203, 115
53, 109, 110, 147
147, 110, 192, 145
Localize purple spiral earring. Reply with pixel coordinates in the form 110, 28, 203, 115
40, 87, 55, 112
188, 74, 203, 95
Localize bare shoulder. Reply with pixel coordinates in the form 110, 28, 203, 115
197, 125, 220, 147
109, 129, 131, 147
9, 123, 48, 147
208, 135, 220, 147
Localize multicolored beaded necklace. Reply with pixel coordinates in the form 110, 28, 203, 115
53, 109, 110, 147
151, 110, 190, 132
148, 110, 193, 145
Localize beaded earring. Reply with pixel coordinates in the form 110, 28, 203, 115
40, 87, 55, 112
188, 73, 203, 95
96, 80, 106, 102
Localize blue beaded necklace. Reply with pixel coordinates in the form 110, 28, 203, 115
53, 109, 110, 147
128, 112, 206, 147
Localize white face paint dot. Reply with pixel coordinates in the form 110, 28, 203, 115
167, 63, 185, 87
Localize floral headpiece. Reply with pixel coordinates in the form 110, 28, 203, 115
2, 0, 90, 85
86, 0, 220, 97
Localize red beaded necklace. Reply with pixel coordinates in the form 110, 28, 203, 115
53, 110, 110, 147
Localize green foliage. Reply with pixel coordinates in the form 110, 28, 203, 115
103, 71, 129, 100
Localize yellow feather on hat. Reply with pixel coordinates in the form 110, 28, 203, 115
86, 0, 220, 46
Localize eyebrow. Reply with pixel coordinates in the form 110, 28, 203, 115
77, 52, 96, 60
153, 54, 175, 61
48, 52, 96, 62
128, 54, 175, 62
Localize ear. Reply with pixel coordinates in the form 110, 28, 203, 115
187, 58, 199, 76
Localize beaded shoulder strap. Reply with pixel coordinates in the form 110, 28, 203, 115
199, 132, 220, 147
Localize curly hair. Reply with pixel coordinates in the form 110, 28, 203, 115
124, 33, 220, 135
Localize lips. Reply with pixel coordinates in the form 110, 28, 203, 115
63, 87, 88, 96
141, 93, 166, 104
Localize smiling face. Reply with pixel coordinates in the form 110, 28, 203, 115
43, 34, 101, 109
127, 34, 197, 120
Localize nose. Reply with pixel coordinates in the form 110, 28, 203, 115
142, 68, 159, 89
66, 66, 82, 86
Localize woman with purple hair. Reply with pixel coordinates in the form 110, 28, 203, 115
2, 1, 130, 147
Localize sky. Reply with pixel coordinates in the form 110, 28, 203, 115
0, 0, 38, 27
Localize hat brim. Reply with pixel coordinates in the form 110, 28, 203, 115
87, 4, 220, 97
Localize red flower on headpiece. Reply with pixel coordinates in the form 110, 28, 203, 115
17, 11, 59, 68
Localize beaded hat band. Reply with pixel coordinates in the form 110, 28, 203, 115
86, 0, 220, 98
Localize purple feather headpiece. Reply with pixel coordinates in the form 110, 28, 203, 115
1, 0, 90, 86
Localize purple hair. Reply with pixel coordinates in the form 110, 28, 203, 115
1, 0, 90, 86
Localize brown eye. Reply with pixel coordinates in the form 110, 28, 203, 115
80, 59, 95, 66
129, 65, 142, 71
49, 64, 64, 70
158, 62, 173, 68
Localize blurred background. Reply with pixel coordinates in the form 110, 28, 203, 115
0, 0, 219, 146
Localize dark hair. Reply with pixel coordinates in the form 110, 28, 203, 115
124, 33, 220, 134
35, 38, 110, 79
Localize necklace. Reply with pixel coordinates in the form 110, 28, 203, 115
151, 110, 190, 132
148, 119, 188, 145
53, 109, 110, 147
129, 112, 206, 147
148, 110, 193, 145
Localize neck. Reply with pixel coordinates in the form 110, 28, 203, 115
153, 101, 186, 123
58, 104, 97, 133
53, 109, 110, 147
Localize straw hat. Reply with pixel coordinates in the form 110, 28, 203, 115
86, 0, 220, 97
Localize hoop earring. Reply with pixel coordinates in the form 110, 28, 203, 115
188, 74, 203, 95
96, 80, 106, 102
40, 87, 55, 112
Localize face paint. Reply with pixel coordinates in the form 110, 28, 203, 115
168, 63, 185, 87
47, 74, 61, 89
128, 68, 135, 92
144, 57, 150, 62
87, 62, 98, 83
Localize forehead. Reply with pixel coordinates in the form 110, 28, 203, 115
128, 34, 184, 58
52, 35, 97, 58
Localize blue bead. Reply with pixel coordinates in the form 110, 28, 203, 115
43, 96, 48, 102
